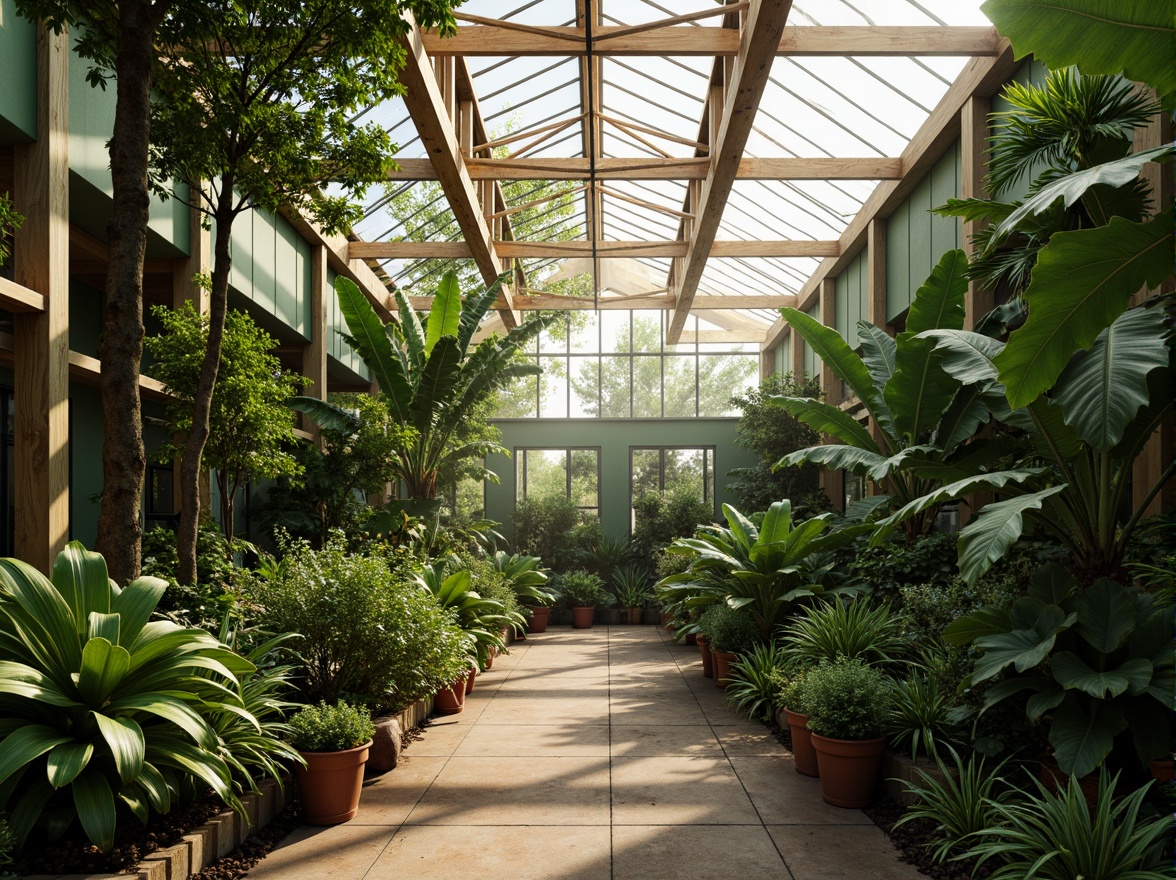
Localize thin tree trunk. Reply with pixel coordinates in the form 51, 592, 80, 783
95, 0, 165, 585
177, 192, 234, 584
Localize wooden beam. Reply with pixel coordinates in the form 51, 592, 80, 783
12, 24, 70, 572
422, 25, 1000, 57
0, 276, 46, 313
349, 239, 838, 260
867, 219, 887, 329
67, 352, 169, 400
405, 293, 795, 311
667, 0, 794, 344
680, 329, 766, 344
397, 13, 519, 328
762, 40, 1018, 351
388, 156, 903, 181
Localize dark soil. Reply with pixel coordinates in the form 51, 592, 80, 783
865, 799, 994, 880
191, 801, 303, 880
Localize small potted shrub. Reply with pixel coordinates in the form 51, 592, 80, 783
779, 672, 818, 777
613, 564, 651, 624
559, 570, 611, 628
801, 658, 890, 808
697, 604, 759, 689
290, 700, 377, 825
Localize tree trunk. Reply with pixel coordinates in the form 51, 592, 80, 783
215, 467, 233, 542
177, 192, 234, 584
95, 0, 163, 585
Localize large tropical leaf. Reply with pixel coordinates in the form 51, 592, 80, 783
885, 335, 960, 443
424, 271, 463, 356
934, 385, 991, 453
770, 396, 877, 450
0, 559, 83, 680
458, 272, 509, 352
956, 486, 1068, 585
981, 0, 1176, 98
335, 277, 413, 422
46, 742, 93, 789
919, 330, 1004, 388
285, 397, 362, 436
410, 335, 463, 437
873, 469, 1044, 541
94, 714, 145, 785
904, 249, 968, 335
1074, 579, 1138, 654
392, 286, 427, 371
0, 725, 72, 787
1051, 305, 1171, 452
72, 770, 117, 852
110, 578, 167, 648
1048, 693, 1126, 777
857, 322, 897, 395
77, 638, 131, 706
1052, 652, 1151, 699
51, 541, 111, 634
776, 444, 889, 478
994, 215, 1174, 409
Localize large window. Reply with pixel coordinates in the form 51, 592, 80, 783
516, 447, 600, 519
493, 311, 758, 419
630, 446, 716, 526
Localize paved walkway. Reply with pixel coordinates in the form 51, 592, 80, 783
251, 627, 922, 879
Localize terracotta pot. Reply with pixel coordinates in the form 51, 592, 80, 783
783, 709, 819, 777
527, 606, 552, 634
712, 650, 736, 689
465, 668, 476, 695
434, 675, 466, 715
659, 611, 669, 628
684, 632, 698, 646
295, 741, 371, 825
811, 734, 887, 808
1150, 759, 1175, 783
697, 636, 713, 678
572, 606, 596, 629
626, 607, 643, 625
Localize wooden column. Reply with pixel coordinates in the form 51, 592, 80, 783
790, 325, 804, 380
172, 197, 211, 512
13, 24, 70, 571
961, 96, 992, 330
303, 245, 329, 445
818, 277, 842, 509
866, 220, 888, 495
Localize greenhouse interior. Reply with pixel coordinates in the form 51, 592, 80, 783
0, 0, 1173, 878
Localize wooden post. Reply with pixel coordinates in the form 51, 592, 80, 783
961, 96, 992, 330
13, 24, 70, 571
790, 323, 805, 380
818, 277, 842, 509
303, 245, 329, 445
866, 220, 888, 495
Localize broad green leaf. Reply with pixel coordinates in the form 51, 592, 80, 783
110, 577, 166, 647
335, 276, 413, 422
72, 769, 117, 851
94, 714, 145, 785
51, 541, 111, 633
1025, 397, 1083, 462
956, 487, 1067, 586
934, 197, 1016, 224
995, 215, 1174, 409
119, 782, 150, 825
87, 611, 120, 645
1048, 692, 1125, 777
46, 741, 94, 788
972, 626, 1057, 682
393, 286, 427, 370
981, 0, 1176, 98
934, 385, 991, 453
874, 469, 1044, 542
981, 674, 1052, 710
919, 330, 1004, 387
104, 694, 216, 750
0, 660, 80, 707
758, 500, 792, 546
136, 761, 171, 814
1052, 306, 1171, 451
1029, 562, 1078, 606
943, 605, 1013, 646
1052, 651, 1132, 698
777, 444, 889, 478
410, 335, 463, 437
1074, 578, 1138, 653
0, 558, 84, 679
1026, 687, 1066, 721
770, 397, 878, 450
0, 724, 73, 787
458, 272, 510, 352
424, 271, 462, 356
286, 396, 362, 435
997, 144, 1176, 235
857, 322, 896, 391
905, 249, 968, 335
866, 445, 941, 482
885, 335, 960, 442
722, 504, 758, 553
77, 638, 131, 706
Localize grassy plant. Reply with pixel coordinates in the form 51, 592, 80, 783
288, 701, 376, 753
725, 642, 789, 721
886, 669, 958, 760
613, 564, 651, 607
557, 570, 610, 607
779, 597, 908, 669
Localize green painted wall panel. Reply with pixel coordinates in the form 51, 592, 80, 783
484, 418, 759, 545
803, 302, 820, 379
69, 280, 103, 358
887, 200, 911, 321
0, 0, 36, 143
223, 207, 311, 340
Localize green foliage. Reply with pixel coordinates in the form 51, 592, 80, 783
458, 554, 525, 636
894, 747, 1016, 864
726, 373, 826, 514
0, 193, 24, 267
800, 658, 890, 740
778, 598, 908, 670
146, 302, 305, 539
287, 701, 375, 753
0, 816, 14, 878
779, 671, 811, 716
885, 671, 959, 760
612, 564, 651, 608
631, 489, 715, 564
0, 542, 248, 851
851, 532, 960, 595
697, 604, 759, 655
964, 770, 1170, 880
944, 564, 1175, 776
725, 643, 789, 721
575, 531, 634, 581
489, 552, 555, 608
415, 557, 525, 669
556, 570, 609, 608
251, 537, 468, 713
512, 494, 591, 573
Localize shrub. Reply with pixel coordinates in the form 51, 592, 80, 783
288, 701, 376, 752
697, 603, 759, 654
801, 658, 889, 740
779, 597, 908, 670
513, 494, 590, 572
251, 537, 468, 713
779, 671, 810, 715
557, 570, 610, 607
725, 643, 789, 721
631, 488, 714, 564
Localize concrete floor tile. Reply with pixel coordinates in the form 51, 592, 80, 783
455, 723, 611, 757
766, 825, 924, 879
730, 757, 874, 826
405, 757, 611, 825
612, 825, 786, 880
506, 666, 609, 683
610, 725, 723, 757
245, 823, 396, 879
367, 825, 611, 880
611, 756, 759, 825
476, 695, 611, 725
608, 699, 708, 726
716, 727, 789, 756
352, 756, 449, 825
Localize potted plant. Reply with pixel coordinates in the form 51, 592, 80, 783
559, 570, 611, 629
779, 672, 818, 777
491, 551, 557, 634
289, 700, 377, 825
435, 668, 468, 715
801, 658, 890, 808
697, 603, 759, 689
613, 564, 651, 624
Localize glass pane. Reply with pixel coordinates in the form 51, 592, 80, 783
662, 355, 697, 417
663, 448, 704, 499
492, 366, 538, 418
698, 354, 758, 416
600, 310, 630, 353
705, 449, 716, 506
568, 310, 599, 354
631, 312, 661, 353
630, 448, 661, 507
538, 356, 568, 418
599, 356, 632, 418
455, 477, 485, 517
522, 449, 568, 501
631, 356, 662, 418
569, 357, 599, 417
570, 449, 598, 508
539, 313, 568, 353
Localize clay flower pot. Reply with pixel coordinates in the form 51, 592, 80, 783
782, 709, 819, 777
571, 606, 596, 629
811, 734, 887, 808
711, 650, 736, 689
527, 606, 552, 634
434, 674, 467, 715
295, 741, 372, 825
1150, 758, 1175, 783
697, 635, 714, 678
683, 632, 698, 646
465, 668, 477, 695
625, 607, 643, 625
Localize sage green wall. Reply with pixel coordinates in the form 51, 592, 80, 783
886, 141, 962, 322
0, 0, 36, 143
222, 207, 312, 340
484, 418, 759, 546
325, 267, 370, 381
835, 248, 868, 348
774, 335, 790, 375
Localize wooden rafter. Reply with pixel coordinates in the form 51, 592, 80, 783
405, 293, 796, 311
422, 25, 1001, 57
349, 239, 839, 260
666, 0, 795, 344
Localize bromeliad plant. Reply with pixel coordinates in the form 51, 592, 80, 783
0, 543, 250, 851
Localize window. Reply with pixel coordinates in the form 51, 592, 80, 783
516, 448, 600, 519
630, 446, 716, 527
